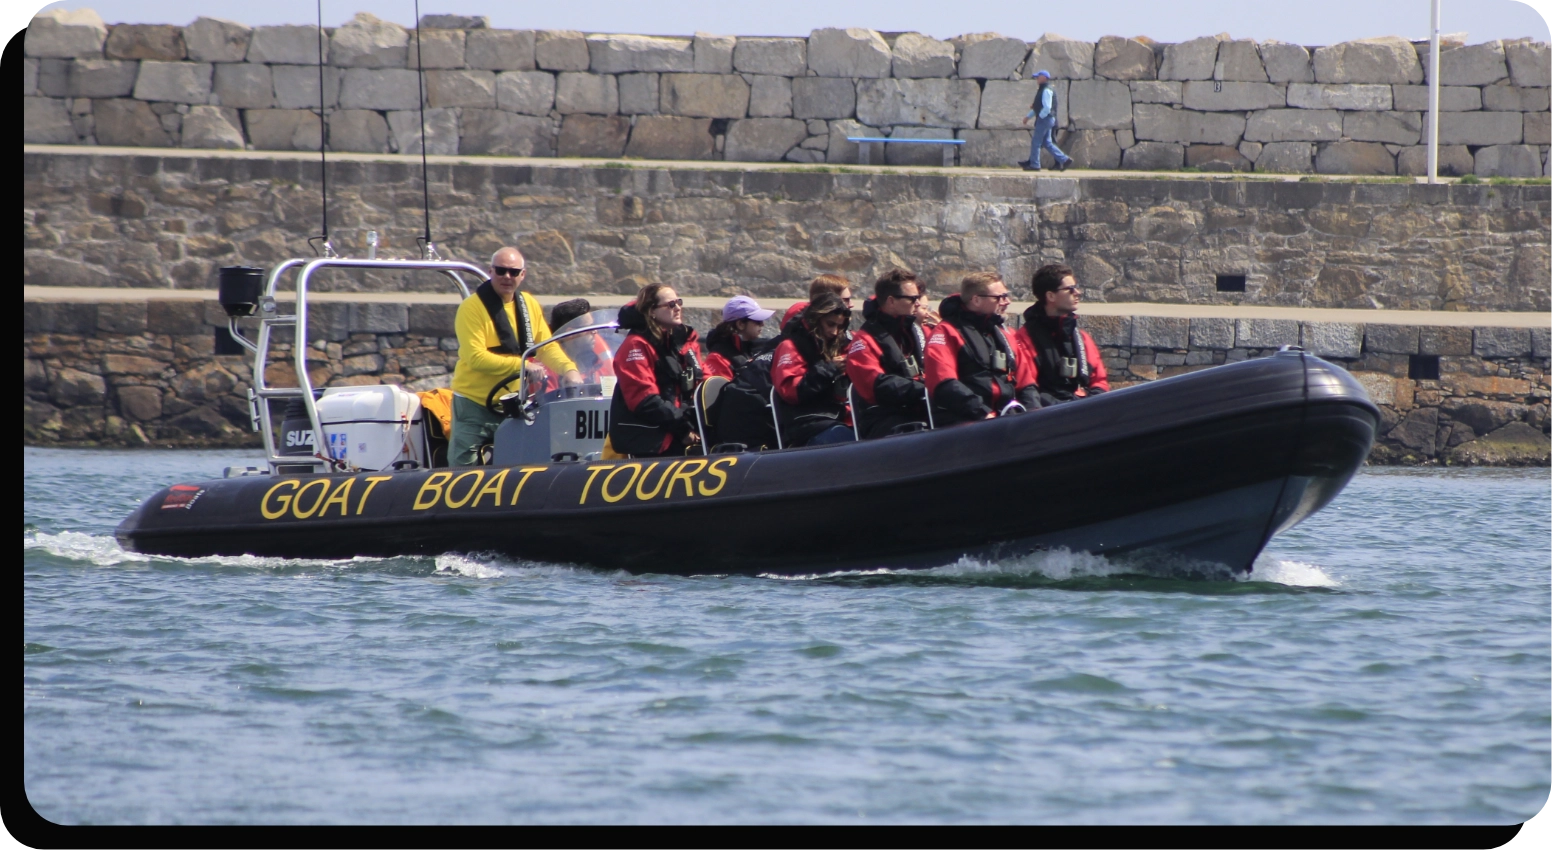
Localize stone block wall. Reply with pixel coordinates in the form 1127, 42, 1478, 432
23, 9, 1552, 176
23, 151, 1551, 312
23, 295, 1550, 465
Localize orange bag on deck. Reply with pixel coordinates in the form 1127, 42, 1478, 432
416, 388, 455, 439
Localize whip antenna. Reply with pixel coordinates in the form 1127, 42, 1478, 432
413, 0, 439, 259
307, 0, 336, 258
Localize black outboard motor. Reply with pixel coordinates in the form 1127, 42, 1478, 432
277, 394, 323, 473
217, 266, 265, 317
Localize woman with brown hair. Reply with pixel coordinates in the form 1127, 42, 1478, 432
771, 292, 855, 447
607, 283, 706, 457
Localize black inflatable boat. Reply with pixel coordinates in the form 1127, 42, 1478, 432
117, 258, 1378, 577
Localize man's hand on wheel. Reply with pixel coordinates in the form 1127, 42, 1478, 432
560, 369, 584, 386
523, 363, 548, 388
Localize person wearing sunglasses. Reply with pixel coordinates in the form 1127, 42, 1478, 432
607, 283, 706, 457
703, 295, 776, 381
450, 246, 581, 466
924, 271, 1041, 425
1015, 263, 1110, 404
771, 292, 856, 447
846, 269, 932, 439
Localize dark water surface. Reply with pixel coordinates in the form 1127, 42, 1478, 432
22, 448, 1551, 824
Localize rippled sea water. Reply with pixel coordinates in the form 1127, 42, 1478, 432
22, 447, 1551, 825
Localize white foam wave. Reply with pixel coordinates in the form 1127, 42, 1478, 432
24, 530, 395, 571
1246, 555, 1340, 587
433, 553, 509, 579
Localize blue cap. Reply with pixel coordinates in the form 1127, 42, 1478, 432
1032, 69, 1051, 79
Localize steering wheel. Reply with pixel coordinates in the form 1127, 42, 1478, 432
485, 371, 531, 417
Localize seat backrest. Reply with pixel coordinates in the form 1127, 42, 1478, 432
922, 383, 935, 430
768, 387, 784, 450
694, 376, 730, 449
845, 383, 861, 441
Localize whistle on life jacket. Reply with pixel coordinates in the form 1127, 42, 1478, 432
1060, 356, 1079, 379
991, 350, 1008, 372
903, 355, 922, 378
679, 349, 704, 394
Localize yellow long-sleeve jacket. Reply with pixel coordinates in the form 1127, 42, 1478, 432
451, 289, 577, 404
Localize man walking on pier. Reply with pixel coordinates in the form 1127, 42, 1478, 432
1020, 70, 1072, 172
449, 247, 581, 465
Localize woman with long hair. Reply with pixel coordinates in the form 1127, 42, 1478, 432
770, 292, 855, 447
607, 283, 706, 457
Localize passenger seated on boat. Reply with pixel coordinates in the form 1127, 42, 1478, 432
1014, 263, 1111, 405
704, 296, 776, 381
771, 293, 856, 447
450, 247, 582, 466
608, 284, 705, 457
533, 299, 616, 390
846, 269, 931, 439
924, 272, 1041, 426
781, 274, 853, 328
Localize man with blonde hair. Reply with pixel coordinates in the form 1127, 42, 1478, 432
449, 246, 581, 465
783, 274, 853, 326
924, 271, 1040, 425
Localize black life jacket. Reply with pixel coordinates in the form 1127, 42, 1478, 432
475, 280, 535, 355
775, 315, 849, 445
705, 323, 753, 378
1022, 305, 1092, 401
1031, 82, 1059, 121
939, 294, 1017, 408
856, 308, 928, 432
713, 347, 778, 450
608, 304, 702, 456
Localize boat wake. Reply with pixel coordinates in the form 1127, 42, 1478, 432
25, 531, 1337, 589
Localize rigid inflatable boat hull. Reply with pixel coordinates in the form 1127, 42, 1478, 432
117, 352, 1377, 575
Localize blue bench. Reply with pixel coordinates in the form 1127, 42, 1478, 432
847, 136, 966, 167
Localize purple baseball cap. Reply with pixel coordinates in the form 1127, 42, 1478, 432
723, 295, 775, 323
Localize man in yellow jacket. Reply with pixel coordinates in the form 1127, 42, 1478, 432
450, 246, 581, 465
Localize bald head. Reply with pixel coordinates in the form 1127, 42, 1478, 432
489, 247, 527, 302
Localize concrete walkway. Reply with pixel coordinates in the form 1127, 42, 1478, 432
25, 143, 1488, 184
24, 286, 1549, 328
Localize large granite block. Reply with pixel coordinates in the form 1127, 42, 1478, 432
1186, 144, 1251, 171
1436, 41, 1509, 86
1129, 80, 1181, 104
535, 31, 589, 72
181, 105, 244, 149
26, 9, 108, 59
1235, 318, 1299, 348
425, 69, 496, 108
1255, 141, 1314, 172
624, 116, 714, 159
1065, 129, 1122, 168
1159, 36, 1221, 81
1068, 79, 1132, 129
555, 72, 618, 114
132, 61, 212, 103
147, 300, 207, 334
724, 118, 808, 161
1418, 326, 1471, 356
338, 68, 420, 111
409, 304, 458, 336
349, 303, 408, 334
1093, 36, 1155, 80
807, 28, 892, 78
211, 63, 272, 109
68, 59, 139, 98
24, 97, 77, 143
184, 18, 251, 63
1481, 85, 1551, 112
496, 70, 556, 115
857, 78, 980, 128
1315, 141, 1395, 175
461, 110, 554, 156
329, 109, 390, 152
244, 109, 320, 151
1121, 141, 1184, 169
1181, 80, 1283, 111
1438, 112, 1523, 146
792, 77, 856, 119
1343, 111, 1421, 145
661, 73, 750, 118
465, 29, 536, 71
1474, 145, 1544, 178
1397, 144, 1474, 176
106, 25, 186, 61
748, 75, 793, 117
272, 65, 341, 110
892, 33, 956, 78
329, 13, 407, 68
1244, 109, 1342, 142
1505, 40, 1550, 88
693, 34, 735, 74
1391, 84, 1481, 111
733, 37, 806, 76
956, 129, 1032, 166
1216, 39, 1268, 82
618, 73, 660, 115
407, 29, 466, 69
1312, 37, 1423, 84
1026, 34, 1093, 81
1133, 104, 1245, 145
587, 34, 694, 73
1364, 323, 1419, 354
1286, 83, 1391, 110
1525, 113, 1551, 147
1079, 315, 1130, 348
1131, 315, 1189, 349
1473, 327, 1532, 358
387, 108, 458, 155
955, 34, 1030, 80
1188, 316, 1235, 349
247, 25, 328, 65
978, 79, 1062, 129
1301, 322, 1363, 358
825, 119, 880, 162
556, 114, 629, 157
93, 99, 173, 146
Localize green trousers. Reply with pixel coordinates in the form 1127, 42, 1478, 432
450, 394, 505, 466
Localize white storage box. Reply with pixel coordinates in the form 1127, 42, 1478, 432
315, 385, 425, 471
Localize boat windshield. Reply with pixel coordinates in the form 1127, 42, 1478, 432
523, 312, 622, 397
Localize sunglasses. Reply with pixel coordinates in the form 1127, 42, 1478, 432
492, 266, 524, 277
891, 293, 924, 303
655, 299, 684, 309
